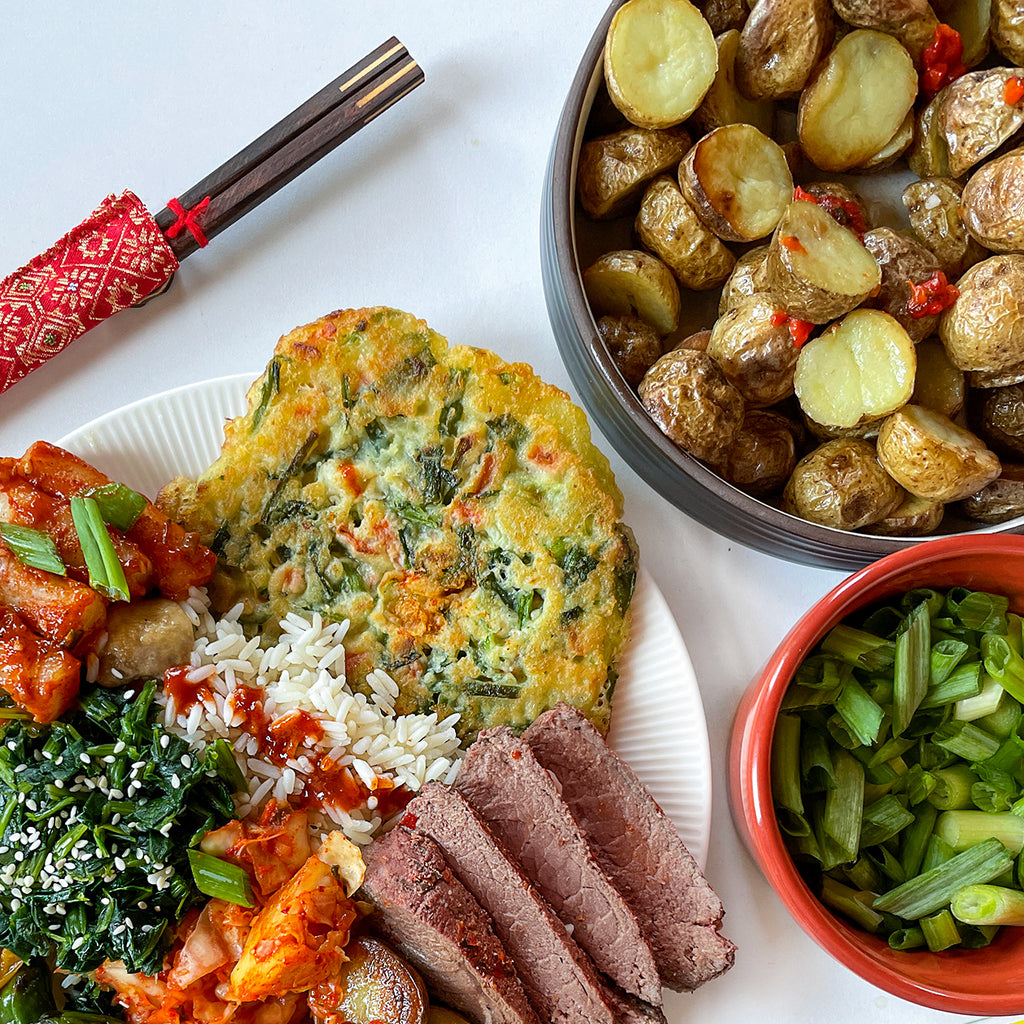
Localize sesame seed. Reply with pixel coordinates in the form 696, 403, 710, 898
113, 742, 126, 754
114, 857, 126, 871
103, 755, 116, 765
160, 735, 170, 749
171, 774, 181, 789
54, 779, 64, 789
79, 753, 91, 765
25, 799, 37, 812
9, 899, 20, 911
180, 755, 192, 769
14, 764, 26, 773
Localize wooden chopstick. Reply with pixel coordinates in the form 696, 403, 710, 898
153, 38, 423, 260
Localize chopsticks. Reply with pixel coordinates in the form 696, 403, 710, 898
153, 38, 423, 261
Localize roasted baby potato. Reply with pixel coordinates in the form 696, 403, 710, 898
308, 937, 428, 1024
693, 29, 774, 134
876, 404, 1002, 501
707, 294, 799, 405
866, 492, 946, 536
796, 182, 870, 235
583, 248, 682, 334
634, 175, 736, 291
935, 0, 992, 67
713, 408, 798, 496
902, 176, 988, 278
718, 244, 771, 315
970, 362, 1024, 388
939, 254, 1024, 374
596, 314, 664, 386
797, 30, 917, 172
735, 0, 834, 99
679, 123, 793, 241
912, 339, 966, 418
766, 199, 881, 323
992, 0, 1024, 65
577, 125, 691, 220
907, 93, 952, 179
672, 327, 713, 352
860, 110, 915, 172
639, 348, 746, 461
698, 0, 749, 33
782, 437, 902, 530
794, 309, 917, 428
830, 0, 939, 61
961, 147, 1024, 253
973, 382, 1024, 458
959, 464, 1024, 523
861, 227, 945, 342
604, 0, 718, 129
936, 68, 1024, 178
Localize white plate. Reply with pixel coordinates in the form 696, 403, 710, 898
57, 374, 713, 866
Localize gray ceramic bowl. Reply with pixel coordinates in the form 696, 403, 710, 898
540, 0, 1024, 571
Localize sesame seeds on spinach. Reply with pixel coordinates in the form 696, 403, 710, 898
0, 680, 240, 976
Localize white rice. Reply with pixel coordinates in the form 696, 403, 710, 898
159, 588, 463, 845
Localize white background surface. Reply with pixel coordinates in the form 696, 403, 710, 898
0, 3, 1015, 1022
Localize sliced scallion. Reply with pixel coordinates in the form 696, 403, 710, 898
951, 883, 1024, 926
893, 601, 930, 736
0, 522, 65, 575
921, 908, 961, 951
69, 496, 129, 602
187, 849, 255, 908
934, 810, 1024, 854
85, 481, 146, 532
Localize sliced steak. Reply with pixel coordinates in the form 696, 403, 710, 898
406, 783, 632, 1024
361, 826, 539, 1024
524, 702, 736, 992
455, 727, 662, 1004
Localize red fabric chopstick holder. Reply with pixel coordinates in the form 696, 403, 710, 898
0, 190, 179, 394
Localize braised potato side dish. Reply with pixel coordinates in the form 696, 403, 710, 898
579, 0, 1024, 533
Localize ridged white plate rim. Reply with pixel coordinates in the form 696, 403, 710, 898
57, 373, 713, 866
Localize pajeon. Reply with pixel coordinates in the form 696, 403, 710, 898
158, 308, 636, 741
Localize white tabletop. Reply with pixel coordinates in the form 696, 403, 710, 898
0, 3, 1015, 1023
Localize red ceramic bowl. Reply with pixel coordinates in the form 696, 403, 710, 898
729, 534, 1024, 1015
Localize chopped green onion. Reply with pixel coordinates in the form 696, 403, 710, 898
205, 737, 247, 793
69, 496, 129, 602
920, 661, 982, 709
888, 926, 926, 950
955, 674, 1006, 723
934, 810, 1024, 854
950, 883, 1024, 926
922, 833, 956, 873
187, 849, 255, 908
983, 633, 1024, 704
893, 601, 930, 736
920, 908, 961, 951
873, 838, 1014, 919
771, 713, 804, 816
932, 720, 1001, 762
860, 795, 915, 847
835, 678, 885, 746
900, 801, 938, 880
927, 765, 977, 810
0, 522, 66, 575
84, 482, 147, 532
977, 692, 1023, 738
820, 624, 895, 671
823, 748, 864, 865
821, 875, 885, 932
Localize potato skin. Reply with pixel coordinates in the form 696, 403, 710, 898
735, 0, 834, 100
992, 0, 1024, 65
861, 228, 944, 343
635, 175, 736, 291
639, 348, 746, 461
782, 437, 901, 530
718, 245, 771, 315
583, 248, 682, 335
830, 0, 938, 61
698, 0, 748, 33
596, 315, 664, 386
959, 465, 1024, 523
912, 339, 966, 419
577, 126, 691, 220
973, 383, 1024, 459
714, 408, 798, 496
902, 176, 988, 279
865, 492, 945, 536
961, 148, 1024, 253
876, 404, 1002, 501
707, 293, 799, 406
939, 254, 1024, 374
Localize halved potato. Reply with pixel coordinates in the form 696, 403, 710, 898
876, 404, 1002, 501
634, 175, 736, 291
577, 125, 691, 220
707, 293, 799, 405
797, 30, 917, 172
866, 492, 945, 536
907, 94, 952, 179
583, 248, 681, 335
679, 123, 793, 241
693, 29, 775, 134
912, 339, 966, 419
596, 314, 664, 386
860, 110, 915, 172
719, 244, 771, 315
861, 227, 944, 343
830, 0, 939, 61
939, 254, 1024, 374
796, 182, 870, 235
970, 363, 1024, 389
604, 0, 718, 129
782, 437, 902, 530
794, 309, 916, 428
960, 465, 1024, 523
961, 148, 1024, 253
735, 0, 834, 100
902, 176, 988, 278
766, 200, 881, 323
992, 0, 1024, 65
937, 68, 1024, 178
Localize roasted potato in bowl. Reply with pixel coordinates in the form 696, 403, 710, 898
961, 147, 1024, 253
583, 248, 682, 334
960, 464, 1024, 524
902, 176, 988, 278
713, 408, 799, 497
861, 227, 945, 342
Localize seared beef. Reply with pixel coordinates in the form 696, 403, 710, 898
455, 727, 662, 1004
524, 703, 736, 992
407, 783, 641, 1024
361, 826, 539, 1024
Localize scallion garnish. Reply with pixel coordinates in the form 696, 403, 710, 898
69, 496, 129, 602
187, 849, 255, 908
0, 522, 66, 576
85, 481, 147, 532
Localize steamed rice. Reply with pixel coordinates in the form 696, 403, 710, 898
159, 588, 463, 845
